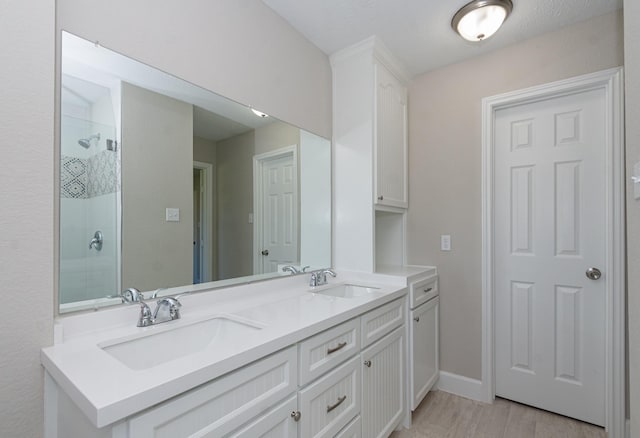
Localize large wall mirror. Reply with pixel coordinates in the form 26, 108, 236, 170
59, 31, 331, 313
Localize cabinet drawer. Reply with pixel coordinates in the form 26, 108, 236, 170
410, 275, 438, 309
226, 395, 297, 438
335, 415, 361, 438
361, 297, 405, 348
128, 346, 297, 438
299, 318, 360, 386
298, 356, 361, 438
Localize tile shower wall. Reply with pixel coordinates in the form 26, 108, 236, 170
61, 150, 120, 199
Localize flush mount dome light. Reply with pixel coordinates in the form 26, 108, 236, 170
452, 0, 513, 42
251, 108, 269, 118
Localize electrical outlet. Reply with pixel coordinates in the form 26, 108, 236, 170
441, 234, 451, 251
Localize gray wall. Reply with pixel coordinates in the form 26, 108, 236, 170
407, 10, 624, 380
216, 131, 255, 279
624, 0, 640, 434
56, 0, 332, 139
0, 1, 55, 437
255, 120, 300, 156
121, 83, 194, 291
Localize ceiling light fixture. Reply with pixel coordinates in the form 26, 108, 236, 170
451, 0, 513, 42
251, 108, 269, 118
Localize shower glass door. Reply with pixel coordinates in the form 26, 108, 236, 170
59, 112, 120, 308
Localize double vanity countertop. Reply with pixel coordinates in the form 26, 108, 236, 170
41, 268, 435, 429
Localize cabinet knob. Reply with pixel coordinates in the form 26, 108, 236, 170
377, 195, 384, 201
414, 316, 420, 322
364, 360, 372, 367
290, 410, 301, 422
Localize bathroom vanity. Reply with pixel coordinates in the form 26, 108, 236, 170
42, 268, 436, 438
50, 30, 438, 438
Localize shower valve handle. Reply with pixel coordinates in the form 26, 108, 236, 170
89, 230, 103, 251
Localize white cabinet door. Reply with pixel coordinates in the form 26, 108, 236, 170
410, 297, 439, 410
374, 62, 408, 209
361, 327, 404, 438
226, 395, 298, 438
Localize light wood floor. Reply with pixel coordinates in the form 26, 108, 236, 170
390, 391, 607, 438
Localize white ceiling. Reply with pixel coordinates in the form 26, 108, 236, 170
262, 0, 622, 76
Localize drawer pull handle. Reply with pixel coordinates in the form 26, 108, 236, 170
364, 360, 372, 367
327, 341, 347, 355
414, 316, 420, 322
423, 287, 433, 293
327, 395, 347, 413
290, 410, 301, 422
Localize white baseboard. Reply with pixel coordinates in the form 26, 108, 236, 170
436, 371, 487, 402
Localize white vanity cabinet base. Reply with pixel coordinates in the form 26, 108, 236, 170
226, 395, 297, 438
335, 415, 362, 438
127, 346, 297, 438
299, 318, 360, 386
410, 296, 439, 411
362, 326, 405, 438
298, 355, 361, 438
361, 297, 405, 348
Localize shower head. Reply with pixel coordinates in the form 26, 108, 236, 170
78, 133, 100, 149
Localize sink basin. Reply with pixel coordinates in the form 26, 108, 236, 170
100, 316, 263, 370
314, 284, 382, 298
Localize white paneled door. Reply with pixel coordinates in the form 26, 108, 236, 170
257, 150, 298, 274
494, 87, 606, 426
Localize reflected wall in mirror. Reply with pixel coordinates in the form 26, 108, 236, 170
59, 31, 331, 313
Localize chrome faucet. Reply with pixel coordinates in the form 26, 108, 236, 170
137, 296, 182, 327
309, 269, 337, 287
121, 287, 144, 303
282, 265, 299, 274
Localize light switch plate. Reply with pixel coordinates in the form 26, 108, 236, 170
166, 208, 180, 222
441, 234, 451, 251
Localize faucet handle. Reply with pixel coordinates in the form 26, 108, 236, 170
309, 271, 318, 287
137, 301, 153, 327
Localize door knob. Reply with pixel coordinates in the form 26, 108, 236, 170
261, 249, 269, 256
586, 267, 602, 280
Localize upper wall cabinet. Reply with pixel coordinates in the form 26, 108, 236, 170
375, 62, 408, 209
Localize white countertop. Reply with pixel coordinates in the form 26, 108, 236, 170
41, 269, 433, 428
